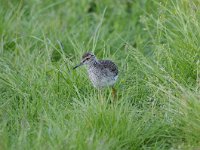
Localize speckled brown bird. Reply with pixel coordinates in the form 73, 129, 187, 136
73, 52, 118, 97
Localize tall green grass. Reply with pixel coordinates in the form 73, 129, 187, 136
0, 0, 200, 149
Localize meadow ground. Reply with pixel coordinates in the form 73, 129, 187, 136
0, 0, 200, 149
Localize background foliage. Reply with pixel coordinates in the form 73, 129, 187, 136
0, 0, 200, 149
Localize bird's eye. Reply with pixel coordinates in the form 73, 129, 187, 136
86, 57, 90, 60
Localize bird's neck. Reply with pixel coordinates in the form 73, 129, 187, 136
88, 59, 99, 68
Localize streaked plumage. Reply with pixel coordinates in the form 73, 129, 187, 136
73, 52, 118, 88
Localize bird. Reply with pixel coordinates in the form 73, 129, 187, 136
73, 52, 118, 99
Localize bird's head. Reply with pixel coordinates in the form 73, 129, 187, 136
73, 52, 96, 69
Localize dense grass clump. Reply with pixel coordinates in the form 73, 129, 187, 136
0, 0, 200, 149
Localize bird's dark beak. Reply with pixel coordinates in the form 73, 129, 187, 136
73, 62, 83, 69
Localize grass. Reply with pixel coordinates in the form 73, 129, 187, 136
0, 0, 200, 149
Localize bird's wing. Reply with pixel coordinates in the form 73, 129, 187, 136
99, 60, 118, 76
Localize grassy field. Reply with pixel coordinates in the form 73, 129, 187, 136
0, 0, 200, 149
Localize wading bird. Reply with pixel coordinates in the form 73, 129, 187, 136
73, 52, 118, 99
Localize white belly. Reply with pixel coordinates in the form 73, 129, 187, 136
88, 71, 118, 88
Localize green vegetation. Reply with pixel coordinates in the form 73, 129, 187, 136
0, 0, 200, 149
